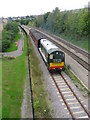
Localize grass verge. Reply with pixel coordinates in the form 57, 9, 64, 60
47, 30, 88, 51
0, 59, 2, 119
59, 33, 88, 51
2, 30, 28, 118
28, 36, 51, 118
65, 64, 90, 97
15, 33, 21, 41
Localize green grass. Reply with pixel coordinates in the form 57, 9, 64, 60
65, 64, 90, 96
15, 33, 21, 41
5, 43, 18, 52
2, 30, 28, 118
59, 33, 88, 51
0, 59, 2, 119
28, 36, 51, 118
48, 30, 88, 51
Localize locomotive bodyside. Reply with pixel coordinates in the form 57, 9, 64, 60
40, 39, 65, 71
30, 29, 65, 72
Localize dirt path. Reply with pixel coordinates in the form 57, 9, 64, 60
2, 31, 24, 57
21, 75, 33, 118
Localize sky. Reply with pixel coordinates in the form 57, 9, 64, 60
0, 0, 89, 18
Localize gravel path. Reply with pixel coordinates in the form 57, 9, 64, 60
21, 75, 33, 119
1, 28, 33, 118
1, 31, 24, 57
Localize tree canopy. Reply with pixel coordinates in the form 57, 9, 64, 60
33, 7, 88, 39
2, 22, 19, 51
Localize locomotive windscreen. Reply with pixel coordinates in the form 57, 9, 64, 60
49, 51, 65, 62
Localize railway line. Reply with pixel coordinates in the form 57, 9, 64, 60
51, 72, 90, 119
22, 25, 89, 119
23, 26, 89, 90
39, 29, 89, 58
35, 29, 90, 72
23, 25, 89, 64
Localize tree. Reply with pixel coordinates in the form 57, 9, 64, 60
2, 22, 19, 51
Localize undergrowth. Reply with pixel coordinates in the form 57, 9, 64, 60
28, 35, 51, 118
65, 64, 90, 97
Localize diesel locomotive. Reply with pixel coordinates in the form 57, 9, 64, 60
30, 29, 65, 72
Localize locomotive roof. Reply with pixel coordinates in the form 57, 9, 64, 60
40, 39, 61, 54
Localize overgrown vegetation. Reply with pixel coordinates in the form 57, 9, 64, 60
2, 22, 19, 52
4, 43, 18, 52
29, 7, 88, 51
28, 36, 51, 118
2, 30, 28, 118
4, 32, 21, 52
65, 65, 90, 97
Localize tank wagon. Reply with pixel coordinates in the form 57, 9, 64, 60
30, 29, 65, 72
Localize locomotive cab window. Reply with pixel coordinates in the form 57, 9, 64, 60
50, 54, 53, 59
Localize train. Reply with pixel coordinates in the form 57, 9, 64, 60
30, 28, 65, 72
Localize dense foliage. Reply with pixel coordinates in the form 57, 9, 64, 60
2, 22, 19, 51
20, 18, 29, 25
31, 7, 88, 41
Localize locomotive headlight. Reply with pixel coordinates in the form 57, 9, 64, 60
56, 52, 58, 54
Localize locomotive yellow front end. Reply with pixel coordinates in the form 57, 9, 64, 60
40, 38, 65, 72
49, 51, 65, 71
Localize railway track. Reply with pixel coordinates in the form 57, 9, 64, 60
23, 26, 89, 90
23, 26, 89, 58
50, 72, 90, 119
36, 29, 90, 72
23, 26, 89, 118
39, 29, 89, 58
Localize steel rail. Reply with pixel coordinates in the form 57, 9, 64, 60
60, 73, 90, 118
40, 29, 89, 58
24, 26, 90, 118
50, 73, 75, 120
36, 29, 90, 72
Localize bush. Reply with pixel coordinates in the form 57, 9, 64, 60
2, 22, 19, 51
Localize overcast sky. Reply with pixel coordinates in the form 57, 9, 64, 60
0, 0, 89, 18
